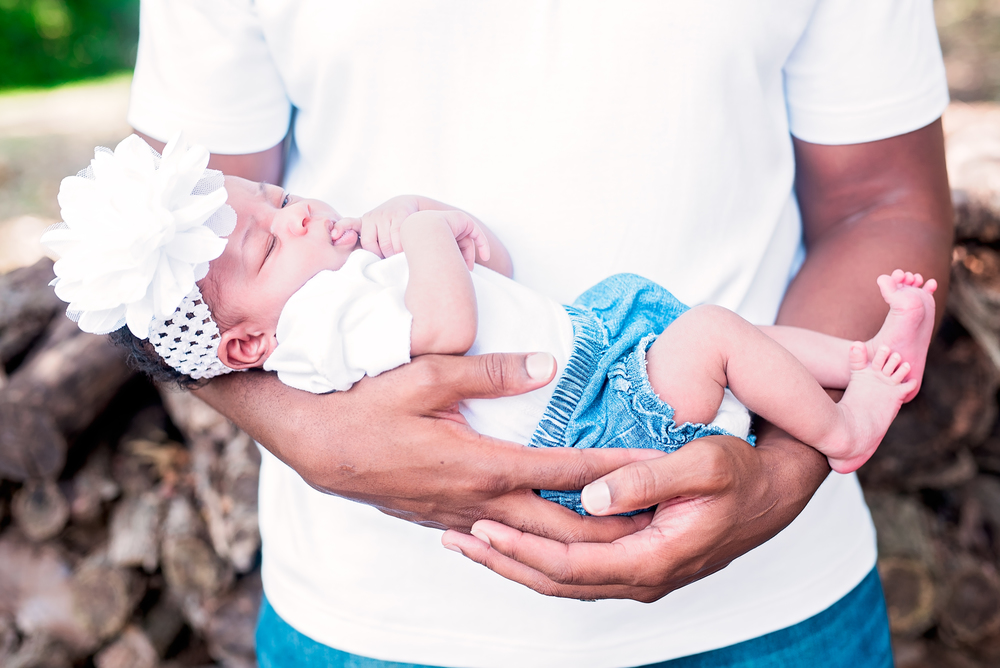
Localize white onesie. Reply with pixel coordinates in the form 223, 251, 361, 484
262, 249, 750, 444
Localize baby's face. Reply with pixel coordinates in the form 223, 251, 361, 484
202, 176, 359, 334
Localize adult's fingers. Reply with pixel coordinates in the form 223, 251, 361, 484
441, 524, 677, 602
580, 438, 739, 516
478, 488, 653, 543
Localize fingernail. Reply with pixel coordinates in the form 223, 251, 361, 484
526, 353, 555, 381
443, 543, 465, 555
470, 528, 492, 547
581, 481, 611, 515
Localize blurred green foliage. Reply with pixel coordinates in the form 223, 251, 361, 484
0, 0, 138, 90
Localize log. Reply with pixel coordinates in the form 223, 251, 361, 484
190, 431, 261, 573
939, 561, 1000, 651
11, 478, 69, 542
114, 405, 188, 496
878, 557, 936, 638
67, 445, 119, 524
864, 491, 938, 564
944, 102, 1000, 243
950, 245, 1000, 372
70, 565, 134, 642
161, 496, 234, 630
141, 594, 185, 657
2, 634, 73, 668
0, 314, 133, 482
160, 389, 261, 572
0, 614, 16, 663
107, 491, 162, 572
203, 572, 262, 668
0, 258, 62, 366
0, 403, 64, 481
94, 625, 158, 668
0, 533, 95, 654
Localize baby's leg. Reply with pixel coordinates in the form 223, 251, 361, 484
646, 305, 915, 473
761, 270, 936, 398
646, 305, 844, 433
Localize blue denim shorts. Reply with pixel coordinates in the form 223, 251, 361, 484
527, 274, 752, 514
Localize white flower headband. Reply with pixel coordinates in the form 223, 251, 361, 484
42, 133, 237, 380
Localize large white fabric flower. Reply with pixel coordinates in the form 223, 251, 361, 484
42, 134, 234, 339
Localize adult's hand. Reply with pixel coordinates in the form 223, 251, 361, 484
195, 352, 659, 539
441, 424, 825, 602
442, 119, 954, 600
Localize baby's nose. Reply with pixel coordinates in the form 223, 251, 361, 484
278, 205, 312, 236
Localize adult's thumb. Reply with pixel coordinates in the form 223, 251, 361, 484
431, 352, 557, 404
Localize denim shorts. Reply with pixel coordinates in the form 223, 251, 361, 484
526, 274, 752, 515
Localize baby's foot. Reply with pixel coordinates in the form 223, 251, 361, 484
866, 269, 937, 403
823, 343, 917, 473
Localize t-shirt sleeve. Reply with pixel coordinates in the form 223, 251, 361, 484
127, 0, 292, 154
783, 0, 949, 145
263, 253, 413, 394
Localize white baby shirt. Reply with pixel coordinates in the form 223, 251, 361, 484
263, 250, 752, 444
264, 250, 578, 445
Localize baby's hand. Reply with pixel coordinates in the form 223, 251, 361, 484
357, 195, 424, 258
337, 196, 491, 269
430, 210, 492, 270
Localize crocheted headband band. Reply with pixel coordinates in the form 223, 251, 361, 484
42, 133, 237, 380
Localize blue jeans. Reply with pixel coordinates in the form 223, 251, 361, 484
256, 566, 893, 668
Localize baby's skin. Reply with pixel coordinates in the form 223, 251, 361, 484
200, 175, 936, 475
646, 269, 935, 474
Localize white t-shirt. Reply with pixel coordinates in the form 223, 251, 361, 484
129, 2, 948, 666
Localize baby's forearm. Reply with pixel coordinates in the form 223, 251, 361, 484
407, 196, 513, 277
401, 211, 478, 357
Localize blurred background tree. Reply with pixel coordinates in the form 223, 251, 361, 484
0, 0, 138, 91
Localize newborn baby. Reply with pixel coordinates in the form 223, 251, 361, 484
201, 175, 935, 490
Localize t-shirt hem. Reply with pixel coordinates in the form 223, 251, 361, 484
789, 81, 950, 145
262, 528, 876, 668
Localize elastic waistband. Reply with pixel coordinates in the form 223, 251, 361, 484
527, 305, 606, 450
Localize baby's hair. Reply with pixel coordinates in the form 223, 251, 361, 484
108, 326, 204, 390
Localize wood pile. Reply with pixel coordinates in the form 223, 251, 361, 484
0, 264, 261, 667
1, 101, 1000, 667
861, 102, 1000, 668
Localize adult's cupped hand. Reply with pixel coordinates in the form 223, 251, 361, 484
441, 423, 830, 602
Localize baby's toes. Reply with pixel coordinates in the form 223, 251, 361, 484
891, 268, 906, 284
881, 351, 903, 377
912, 273, 924, 288
871, 344, 891, 370
890, 361, 911, 383
924, 278, 938, 295
849, 341, 869, 371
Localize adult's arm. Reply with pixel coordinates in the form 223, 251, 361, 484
441, 119, 953, 601
136, 131, 662, 539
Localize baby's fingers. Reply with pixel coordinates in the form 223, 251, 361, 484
457, 237, 477, 270
472, 224, 491, 262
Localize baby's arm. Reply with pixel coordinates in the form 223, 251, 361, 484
340, 195, 514, 277
400, 210, 481, 357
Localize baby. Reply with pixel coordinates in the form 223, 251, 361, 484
46, 136, 937, 515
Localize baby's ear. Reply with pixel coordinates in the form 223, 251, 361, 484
218, 327, 276, 370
